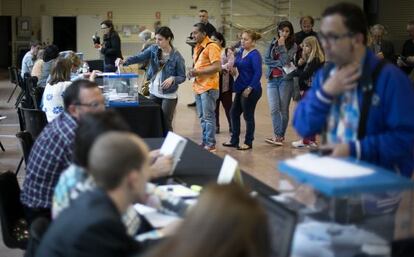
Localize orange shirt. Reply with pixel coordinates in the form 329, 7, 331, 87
193, 36, 221, 94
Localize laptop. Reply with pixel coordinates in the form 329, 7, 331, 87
256, 194, 298, 257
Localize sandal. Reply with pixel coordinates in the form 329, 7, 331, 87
222, 142, 238, 148
237, 144, 252, 150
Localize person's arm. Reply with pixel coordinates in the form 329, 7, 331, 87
122, 46, 153, 66
173, 52, 187, 85
349, 68, 414, 172
31, 60, 43, 78
101, 33, 121, 56
247, 51, 262, 91
264, 41, 289, 68
293, 69, 334, 137
192, 44, 221, 76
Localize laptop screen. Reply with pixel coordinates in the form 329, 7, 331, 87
257, 194, 297, 257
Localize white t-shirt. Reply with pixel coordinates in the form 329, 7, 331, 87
42, 81, 72, 122
149, 71, 178, 99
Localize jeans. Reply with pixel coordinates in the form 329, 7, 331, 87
230, 89, 262, 147
195, 89, 219, 147
149, 95, 178, 132
267, 77, 293, 137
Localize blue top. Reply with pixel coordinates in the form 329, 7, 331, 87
123, 44, 186, 94
21, 51, 35, 77
233, 49, 262, 93
264, 38, 297, 79
293, 49, 414, 177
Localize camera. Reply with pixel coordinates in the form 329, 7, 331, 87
92, 34, 100, 45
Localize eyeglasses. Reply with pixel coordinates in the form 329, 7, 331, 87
317, 32, 354, 44
75, 101, 105, 109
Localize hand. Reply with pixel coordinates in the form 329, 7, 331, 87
89, 70, 101, 82
161, 77, 175, 89
278, 36, 285, 46
298, 58, 305, 66
322, 62, 361, 96
376, 52, 384, 59
187, 68, 198, 78
150, 150, 173, 178
229, 67, 238, 77
242, 87, 252, 97
330, 143, 350, 157
115, 58, 124, 67
407, 56, 414, 64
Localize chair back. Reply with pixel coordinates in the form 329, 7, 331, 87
25, 75, 42, 109
18, 108, 47, 139
8, 66, 18, 84
16, 131, 34, 164
0, 171, 28, 249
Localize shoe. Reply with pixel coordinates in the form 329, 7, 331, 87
237, 144, 252, 150
222, 142, 238, 148
216, 127, 220, 134
265, 136, 284, 146
0, 115, 6, 120
199, 143, 205, 147
204, 145, 217, 153
291, 139, 306, 148
187, 102, 196, 107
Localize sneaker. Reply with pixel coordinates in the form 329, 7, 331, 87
187, 102, 196, 107
307, 141, 318, 148
291, 139, 306, 148
265, 136, 284, 146
204, 145, 217, 153
0, 115, 6, 120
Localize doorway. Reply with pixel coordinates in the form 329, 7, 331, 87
0, 16, 12, 69
53, 17, 76, 52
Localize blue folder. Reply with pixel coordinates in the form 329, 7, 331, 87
278, 157, 414, 197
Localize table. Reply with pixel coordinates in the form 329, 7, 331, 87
111, 95, 166, 138
145, 138, 278, 196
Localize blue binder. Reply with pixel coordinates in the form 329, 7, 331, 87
278, 156, 414, 197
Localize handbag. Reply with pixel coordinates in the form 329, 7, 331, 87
140, 63, 165, 96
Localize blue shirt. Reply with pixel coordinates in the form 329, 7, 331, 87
293, 49, 414, 177
21, 51, 35, 77
233, 49, 262, 93
21, 111, 77, 208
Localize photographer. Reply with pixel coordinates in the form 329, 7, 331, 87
95, 20, 123, 72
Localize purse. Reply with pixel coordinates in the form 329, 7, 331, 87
140, 63, 166, 96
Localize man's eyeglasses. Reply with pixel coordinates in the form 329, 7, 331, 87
317, 32, 354, 44
75, 102, 105, 109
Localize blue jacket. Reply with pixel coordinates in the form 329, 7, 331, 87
293, 49, 414, 177
264, 38, 297, 79
233, 49, 262, 93
124, 45, 186, 94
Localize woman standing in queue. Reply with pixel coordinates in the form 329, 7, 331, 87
116, 27, 186, 132
96, 20, 123, 72
222, 30, 262, 150
264, 21, 297, 146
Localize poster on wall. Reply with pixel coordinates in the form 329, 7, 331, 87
17, 17, 32, 38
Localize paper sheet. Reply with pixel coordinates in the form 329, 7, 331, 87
157, 185, 199, 198
159, 132, 188, 173
134, 203, 181, 228
285, 154, 374, 179
217, 155, 239, 184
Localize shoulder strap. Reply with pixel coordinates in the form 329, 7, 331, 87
357, 59, 387, 139
194, 42, 214, 64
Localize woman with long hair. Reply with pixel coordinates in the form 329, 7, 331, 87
291, 36, 325, 148
264, 21, 297, 146
141, 184, 270, 257
116, 26, 186, 132
42, 58, 73, 122
98, 20, 123, 72
211, 31, 234, 134
223, 30, 263, 150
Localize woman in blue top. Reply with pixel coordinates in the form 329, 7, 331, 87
223, 30, 262, 150
116, 27, 186, 132
264, 21, 297, 146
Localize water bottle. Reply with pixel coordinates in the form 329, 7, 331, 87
82, 62, 90, 73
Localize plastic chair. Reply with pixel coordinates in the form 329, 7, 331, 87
15, 131, 34, 175
18, 107, 47, 139
0, 171, 29, 249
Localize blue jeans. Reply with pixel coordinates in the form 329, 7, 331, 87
230, 89, 262, 147
195, 89, 219, 147
267, 78, 293, 137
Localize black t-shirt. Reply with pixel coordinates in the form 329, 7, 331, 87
204, 22, 217, 37
401, 39, 414, 74
295, 30, 318, 45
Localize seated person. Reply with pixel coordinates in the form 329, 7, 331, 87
140, 184, 270, 257
31, 48, 45, 78
21, 40, 41, 77
36, 132, 154, 257
37, 44, 59, 87
21, 80, 105, 225
53, 110, 173, 235
42, 58, 73, 122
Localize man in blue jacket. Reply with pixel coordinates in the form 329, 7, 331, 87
293, 3, 414, 178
